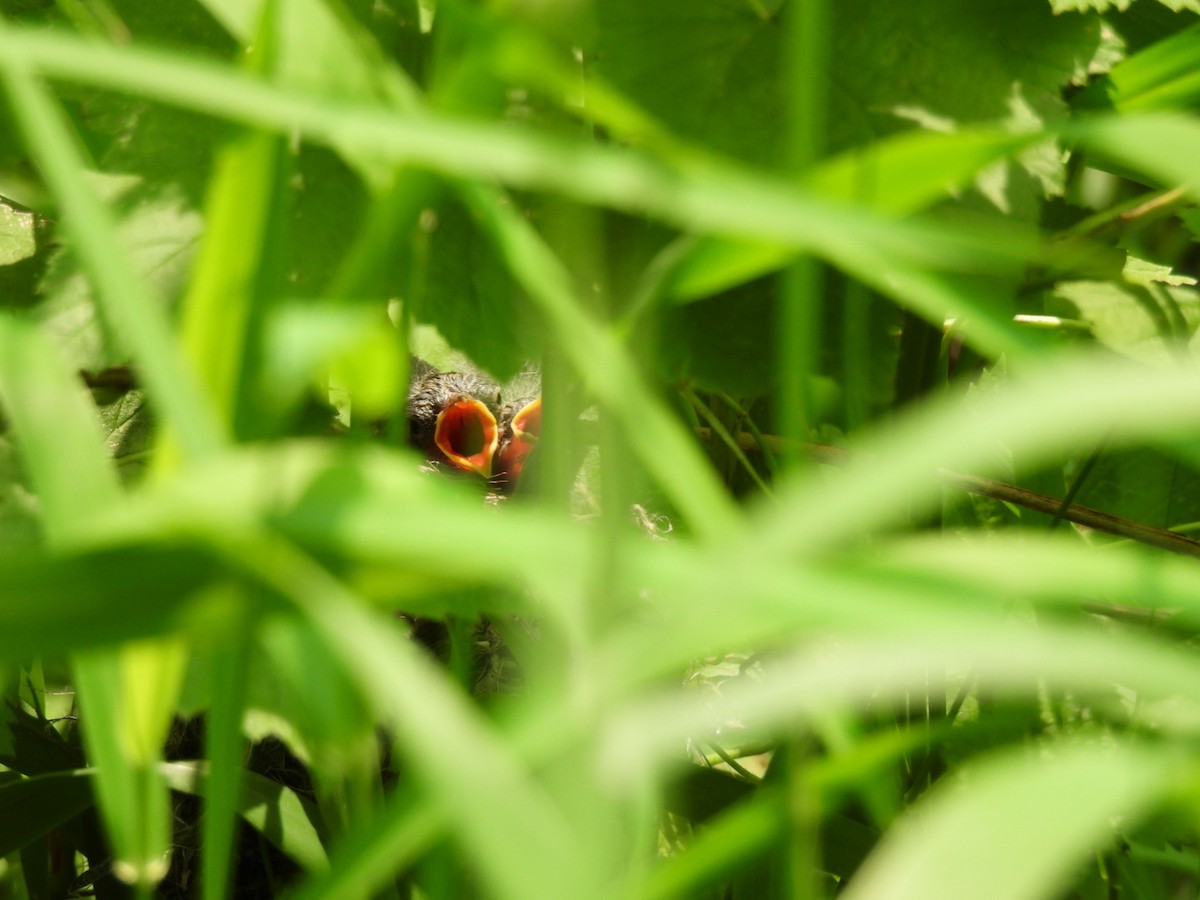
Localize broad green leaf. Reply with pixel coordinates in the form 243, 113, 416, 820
1048, 278, 1200, 364
1181, 206, 1200, 242
1070, 447, 1200, 533
588, 0, 1095, 196
0, 198, 34, 265
34, 165, 205, 371
412, 192, 537, 381
1052, 0, 1136, 12
841, 741, 1182, 900
1107, 1, 1200, 53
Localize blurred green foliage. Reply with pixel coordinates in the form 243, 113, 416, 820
2, 1, 1200, 899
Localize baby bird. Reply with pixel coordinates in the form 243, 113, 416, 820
407, 367, 503, 478
494, 396, 540, 488
406, 359, 541, 491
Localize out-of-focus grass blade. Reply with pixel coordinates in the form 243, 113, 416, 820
1076, 23, 1200, 111
0, 25, 1051, 373
169, 8, 287, 894
642, 788, 784, 900
662, 226, 1044, 363
459, 182, 741, 539
220, 533, 607, 900
803, 128, 1042, 213
1072, 113, 1200, 197
174, 127, 286, 440
0, 314, 174, 890
99, 440, 589, 632
0, 29, 1037, 282
286, 791, 443, 900
0, 315, 120, 543
840, 741, 1181, 900
0, 21, 223, 462
197, 594, 253, 900
863, 532, 1200, 610
0, 770, 94, 857
599, 508, 1200, 690
602, 623, 1200, 779
160, 761, 328, 872
754, 353, 1200, 558
71, 650, 174, 892
0, 545, 223, 658
667, 126, 1042, 302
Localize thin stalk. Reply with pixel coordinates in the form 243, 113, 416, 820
778, 0, 830, 469
682, 387, 773, 496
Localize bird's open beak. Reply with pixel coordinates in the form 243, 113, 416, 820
496, 398, 541, 483
434, 398, 499, 477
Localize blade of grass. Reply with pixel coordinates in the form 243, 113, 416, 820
841, 740, 1182, 900
0, 29, 1041, 285
216, 530, 608, 900
754, 354, 1200, 559
457, 181, 741, 540
1076, 23, 1200, 111
1070, 113, 1200, 199
0, 22, 224, 462
0, 316, 174, 893
601, 622, 1200, 781
0, 316, 120, 541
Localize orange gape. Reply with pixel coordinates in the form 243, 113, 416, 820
434, 397, 500, 478
495, 398, 541, 485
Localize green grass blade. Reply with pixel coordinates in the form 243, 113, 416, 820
458, 182, 741, 539
603, 622, 1200, 780
0, 315, 120, 543
0, 25, 223, 462
0, 316, 176, 892
0, 545, 223, 659
0, 28, 1037, 277
1078, 23, 1200, 111
71, 650, 175, 894
219, 532, 607, 900
1072, 112, 1200, 198
755, 354, 1200, 559
841, 741, 1181, 900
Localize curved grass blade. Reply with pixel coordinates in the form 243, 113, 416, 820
841, 740, 1182, 900
0, 21, 224, 462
